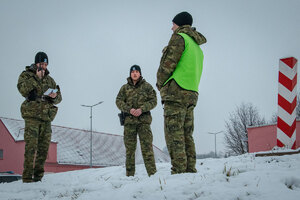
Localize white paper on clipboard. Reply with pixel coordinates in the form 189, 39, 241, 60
44, 88, 58, 96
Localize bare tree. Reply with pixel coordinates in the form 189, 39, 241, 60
270, 112, 278, 124
224, 102, 266, 155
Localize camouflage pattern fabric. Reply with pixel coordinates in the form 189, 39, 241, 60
163, 81, 198, 174
124, 124, 156, 176
156, 25, 206, 174
17, 64, 62, 122
116, 77, 157, 176
116, 77, 157, 124
17, 64, 61, 182
156, 25, 206, 93
22, 119, 52, 182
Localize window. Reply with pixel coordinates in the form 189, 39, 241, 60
0, 149, 3, 160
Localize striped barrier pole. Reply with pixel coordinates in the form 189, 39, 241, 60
277, 57, 297, 149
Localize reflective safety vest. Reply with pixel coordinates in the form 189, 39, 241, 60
164, 33, 204, 92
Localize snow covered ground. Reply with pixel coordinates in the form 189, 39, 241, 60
1, 153, 300, 200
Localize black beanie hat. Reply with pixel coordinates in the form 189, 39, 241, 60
172, 11, 193, 26
130, 65, 142, 76
35, 52, 48, 64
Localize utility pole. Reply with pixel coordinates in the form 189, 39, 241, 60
81, 101, 103, 167
207, 131, 223, 158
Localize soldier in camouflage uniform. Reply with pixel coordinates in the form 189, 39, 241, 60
116, 65, 157, 176
156, 12, 207, 174
17, 52, 62, 182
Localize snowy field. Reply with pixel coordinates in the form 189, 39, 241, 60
1, 153, 300, 200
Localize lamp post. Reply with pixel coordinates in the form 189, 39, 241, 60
207, 131, 223, 158
81, 101, 103, 167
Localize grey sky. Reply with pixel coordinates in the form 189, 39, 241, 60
0, 0, 299, 154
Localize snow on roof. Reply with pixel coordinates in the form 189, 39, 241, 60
0, 117, 170, 166
247, 120, 300, 129
0, 117, 25, 141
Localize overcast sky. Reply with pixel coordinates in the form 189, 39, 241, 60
0, 0, 299, 154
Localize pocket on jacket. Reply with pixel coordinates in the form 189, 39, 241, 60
21, 101, 39, 119
167, 80, 180, 96
48, 105, 58, 121
41, 104, 58, 122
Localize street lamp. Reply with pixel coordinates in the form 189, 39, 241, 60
207, 131, 223, 158
81, 101, 103, 167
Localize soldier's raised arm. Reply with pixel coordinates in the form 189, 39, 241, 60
17, 67, 38, 98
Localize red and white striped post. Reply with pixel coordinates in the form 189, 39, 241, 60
277, 57, 298, 149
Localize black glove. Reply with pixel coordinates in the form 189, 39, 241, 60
44, 95, 54, 103
28, 89, 37, 101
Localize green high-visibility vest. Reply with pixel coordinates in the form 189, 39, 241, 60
164, 33, 204, 92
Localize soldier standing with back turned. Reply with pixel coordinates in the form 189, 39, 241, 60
17, 52, 62, 182
156, 12, 207, 174
116, 65, 157, 176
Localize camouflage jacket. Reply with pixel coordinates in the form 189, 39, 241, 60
17, 64, 62, 122
156, 25, 206, 105
116, 77, 157, 125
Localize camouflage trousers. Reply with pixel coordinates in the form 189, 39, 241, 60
22, 119, 52, 182
123, 123, 157, 176
164, 101, 197, 174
